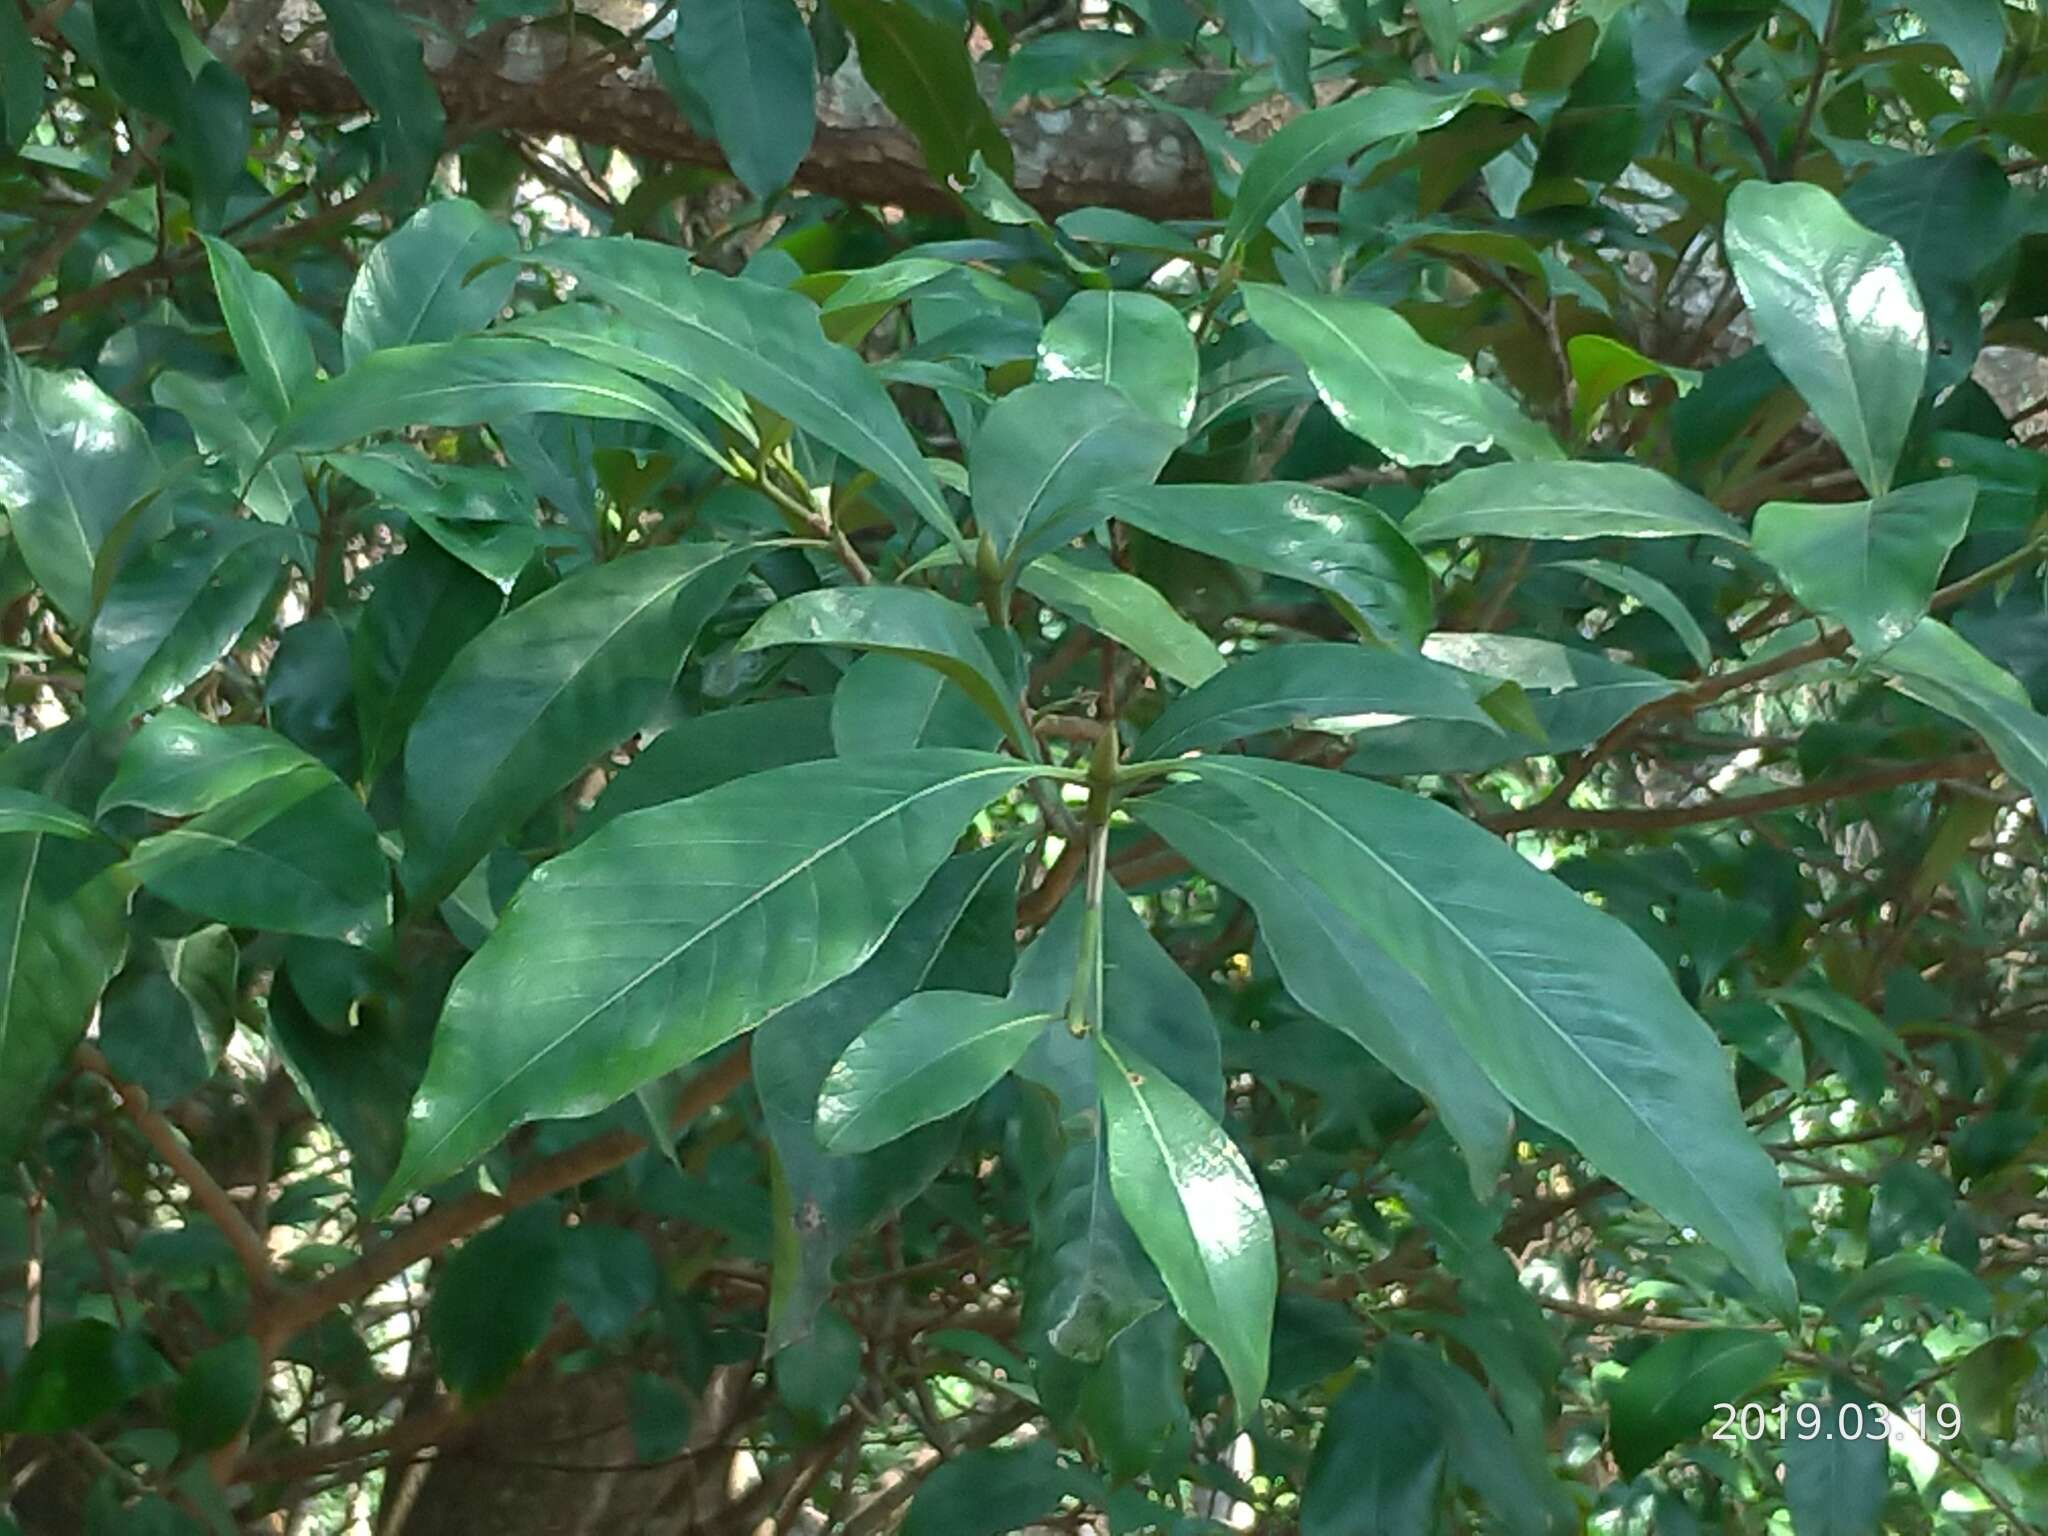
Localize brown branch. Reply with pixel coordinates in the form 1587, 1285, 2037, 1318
248, 1044, 752, 1353
1486, 754, 1995, 834
76, 1044, 276, 1297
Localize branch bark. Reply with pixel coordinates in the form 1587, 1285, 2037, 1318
222, 0, 1220, 220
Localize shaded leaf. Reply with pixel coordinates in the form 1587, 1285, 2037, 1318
675, 0, 816, 198
1608, 1329, 1786, 1477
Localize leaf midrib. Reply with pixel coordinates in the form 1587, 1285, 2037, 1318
1197, 760, 1765, 1263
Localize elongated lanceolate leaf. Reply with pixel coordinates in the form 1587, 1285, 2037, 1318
1097, 1033, 1276, 1416
342, 199, 517, 367
536, 239, 963, 546
1016, 554, 1224, 688
674, 0, 816, 199
383, 753, 1043, 1206
1406, 461, 1745, 545
1138, 641, 1498, 758
1752, 479, 1974, 656
200, 237, 317, 421
1725, 182, 1927, 496
1099, 482, 1432, 645
1135, 778, 1512, 1193
1177, 757, 1796, 1314
1607, 1329, 1786, 1476
816, 992, 1054, 1153
1551, 559, 1714, 669
826, 0, 1011, 184
1878, 618, 2048, 821
272, 338, 717, 459
1243, 285, 1560, 467
1037, 291, 1199, 430
740, 586, 1030, 749
401, 541, 757, 905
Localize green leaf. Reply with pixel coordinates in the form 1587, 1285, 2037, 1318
0, 1320, 174, 1433
1878, 619, 2048, 819
200, 237, 318, 421
1404, 462, 1746, 545
501, 302, 754, 450
1781, 1395, 1889, 1536
773, 1306, 862, 1425
383, 752, 1042, 1206
1753, 479, 1974, 657
0, 833, 129, 1159
740, 585, 1030, 749
832, 649, 1000, 757
1607, 1329, 1786, 1477
971, 380, 1183, 568
1137, 640, 1498, 758
171, 1337, 262, 1453
1302, 1363, 1447, 1536
342, 200, 518, 369
1830, 1250, 1991, 1324
1383, 1337, 1569, 1536
0, 351, 156, 624
1909, 0, 2007, 93
1218, 0, 1312, 105
0, 787, 99, 841
1135, 776, 1512, 1195
427, 1206, 564, 1397
350, 538, 502, 784
99, 927, 238, 1107
1096, 1032, 1276, 1416
817, 992, 1054, 1154
1842, 150, 2012, 393
537, 239, 963, 547
1242, 283, 1560, 468
590, 696, 837, 832
1552, 558, 1714, 669
675, 0, 816, 198
903, 1442, 1083, 1536
1724, 182, 1927, 496
1037, 291, 1199, 431
0, 0, 43, 156
757, 841, 1024, 1349
1099, 482, 1433, 646
826, 0, 1012, 184
152, 373, 307, 526
101, 710, 390, 942
1226, 82, 1497, 251
87, 520, 288, 725
558, 1223, 659, 1340
315, 0, 447, 200
1566, 333, 1701, 439
1180, 758, 1796, 1314
273, 337, 718, 463
401, 541, 755, 905
1016, 552, 1224, 688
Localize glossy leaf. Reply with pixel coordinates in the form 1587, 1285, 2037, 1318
971, 380, 1182, 567
315, 0, 447, 200
816, 992, 1055, 1154
1753, 479, 1974, 656
1607, 1329, 1786, 1476
1097, 1033, 1276, 1416
1100, 482, 1433, 645
1725, 181, 1927, 496
200, 237, 318, 421
0, 832, 129, 1159
538, 239, 963, 546
401, 541, 755, 904
675, 0, 816, 198
1182, 757, 1796, 1314
1016, 552, 1224, 688
1404, 461, 1745, 545
0, 352, 156, 624
1227, 81, 1497, 249
383, 753, 1042, 1205
1879, 619, 2048, 818
1242, 284, 1560, 468
87, 521, 288, 725
0, 788, 99, 841
342, 200, 518, 368
1552, 558, 1714, 668
1037, 291, 1199, 430
1567, 333, 1700, 438
1137, 640, 1498, 758
102, 710, 390, 943
828, 0, 1012, 184
740, 585, 1029, 749
831, 652, 998, 757
590, 696, 837, 832
1136, 776, 1513, 1193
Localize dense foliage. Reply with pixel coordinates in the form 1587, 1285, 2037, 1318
3, 0, 2048, 1532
